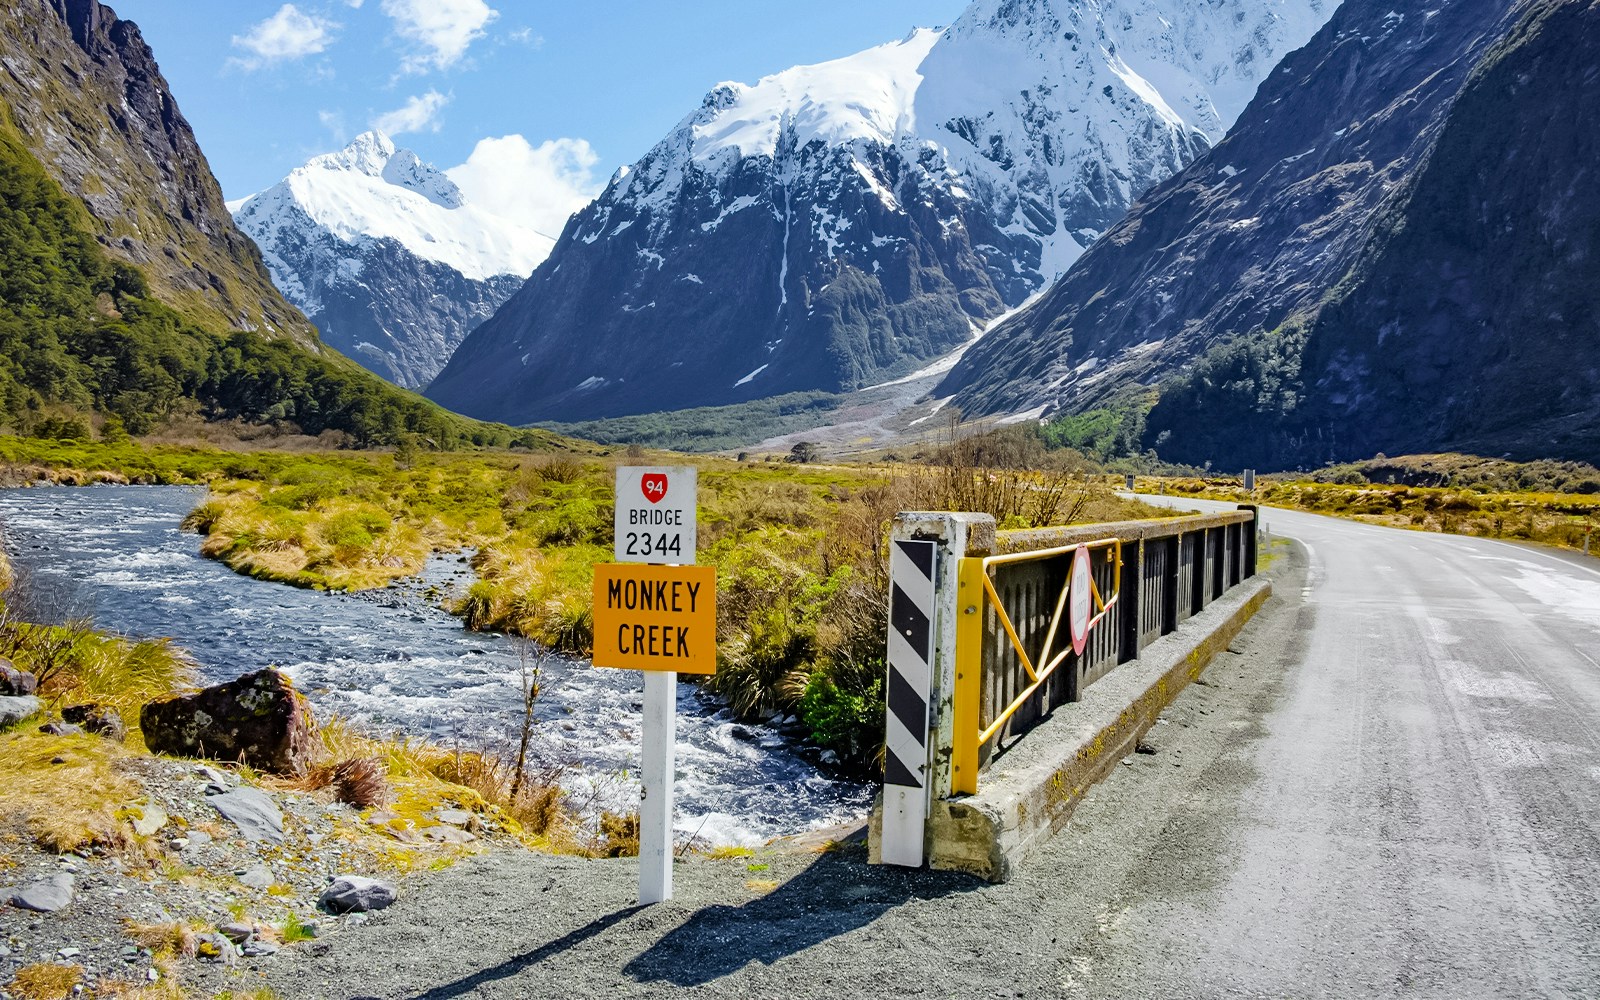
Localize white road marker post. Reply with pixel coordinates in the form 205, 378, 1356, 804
593, 466, 713, 906
639, 668, 676, 903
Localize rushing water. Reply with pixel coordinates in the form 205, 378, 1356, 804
0, 485, 872, 845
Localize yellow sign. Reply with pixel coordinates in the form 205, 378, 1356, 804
592, 563, 717, 674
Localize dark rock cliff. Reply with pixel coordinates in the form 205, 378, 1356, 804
298, 237, 525, 390
1144, 0, 1600, 467
0, 0, 316, 343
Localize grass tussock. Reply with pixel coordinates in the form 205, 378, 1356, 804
8, 963, 83, 1000
0, 731, 139, 853
123, 920, 199, 960
0, 606, 194, 732
330, 756, 389, 809
289, 718, 580, 856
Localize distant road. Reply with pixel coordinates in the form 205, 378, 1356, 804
1107, 497, 1600, 996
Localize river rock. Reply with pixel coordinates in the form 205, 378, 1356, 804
38, 721, 85, 736
195, 764, 232, 787
196, 932, 238, 965
319, 875, 398, 914
63, 702, 127, 741
0, 695, 42, 728
0, 659, 36, 695
209, 787, 285, 844
11, 873, 75, 912
140, 668, 316, 775
238, 864, 276, 889
128, 804, 168, 837
218, 921, 254, 944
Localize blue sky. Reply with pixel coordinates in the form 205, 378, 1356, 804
110, 0, 968, 232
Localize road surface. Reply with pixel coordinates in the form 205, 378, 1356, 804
1097, 498, 1600, 997
264, 503, 1600, 999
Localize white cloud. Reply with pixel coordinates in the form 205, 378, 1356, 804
446, 135, 603, 239
371, 91, 451, 136
231, 4, 338, 69
381, 0, 498, 73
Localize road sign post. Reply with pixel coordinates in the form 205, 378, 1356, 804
594, 467, 712, 905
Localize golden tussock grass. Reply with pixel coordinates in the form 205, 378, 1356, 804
8, 962, 83, 1000
123, 920, 199, 960
272, 718, 580, 860
0, 731, 139, 853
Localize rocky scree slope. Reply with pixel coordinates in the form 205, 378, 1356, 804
939, 0, 1595, 467
0, 0, 316, 344
427, 0, 1332, 424
232, 132, 545, 389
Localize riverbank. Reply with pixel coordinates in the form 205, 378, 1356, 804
0, 435, 1175, 775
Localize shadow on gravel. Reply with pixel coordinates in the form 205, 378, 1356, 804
623, 852, 979, 987
386, 904, 648, 1000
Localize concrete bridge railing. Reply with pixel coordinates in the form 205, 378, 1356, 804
871, 505, 1265, 880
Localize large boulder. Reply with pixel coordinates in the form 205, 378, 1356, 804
319, 875, 398, 914
140, 669, 316, 775
0, 658, 37, 695
0, 695, 41, 728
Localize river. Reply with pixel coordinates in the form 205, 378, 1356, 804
0, 485, 873, 846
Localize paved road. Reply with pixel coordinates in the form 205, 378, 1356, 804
1099, 499, 1600, 997
263, 503, 1600, 999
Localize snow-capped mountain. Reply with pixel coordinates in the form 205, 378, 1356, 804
232, 131, 550, 388
427, 0, 1333, 424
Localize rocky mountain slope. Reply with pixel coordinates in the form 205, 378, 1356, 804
1146, 0, 1600, 467
427, 0, 1332, 424
939, 0, 1597, 467
0, 0, 315, 344
232, 133, 546, 388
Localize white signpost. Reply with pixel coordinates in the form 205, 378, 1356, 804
604, 466, 701, 904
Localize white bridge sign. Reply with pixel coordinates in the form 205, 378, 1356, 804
614, 466, 697, 565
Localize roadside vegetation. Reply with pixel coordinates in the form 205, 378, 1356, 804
1145, 453, 1600, 555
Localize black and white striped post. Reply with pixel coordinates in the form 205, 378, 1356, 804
873, 511, 996, 868
881, 538, 935, 865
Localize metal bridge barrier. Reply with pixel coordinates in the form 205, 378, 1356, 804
872, 505, 1261, 874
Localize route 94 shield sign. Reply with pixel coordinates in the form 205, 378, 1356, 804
613, 466, 697, 564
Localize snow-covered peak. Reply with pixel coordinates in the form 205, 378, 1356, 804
307, 130, 397, 176
690, 28, 942, 161
600, 0, 1329, 282
233, 133, 548, 281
